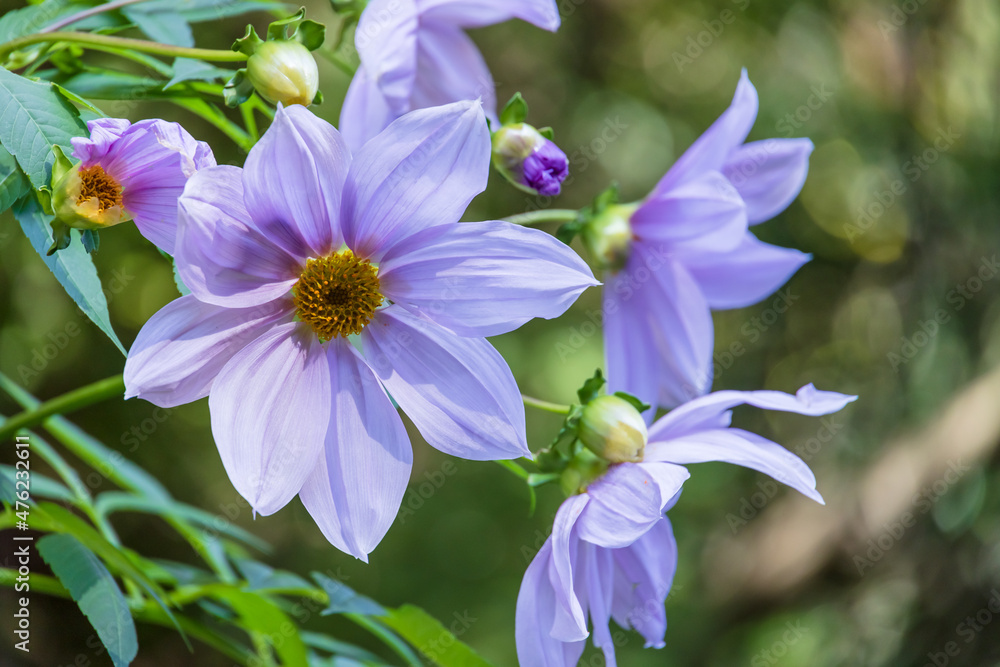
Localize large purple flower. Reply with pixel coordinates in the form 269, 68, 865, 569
340, 0, 561, 151
123, 101, 597, 560
62, 118, 215, 253
593, 70, 814, 413
516, 384, 856, 665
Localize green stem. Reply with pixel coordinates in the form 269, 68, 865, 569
0, 375, 124, 444
346, 614, 423, 667
522, 394, 572, 415
503, 209, 580, 227
0, 32, 249, 63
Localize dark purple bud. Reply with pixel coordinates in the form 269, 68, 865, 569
492, 124, 569, 196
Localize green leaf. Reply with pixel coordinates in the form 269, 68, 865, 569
223, 68, 254, 108
165, 58, 233, 90
0, 465, 74, 503
293, 19, 326, 51
301, 631, 387, 664
577, 369, 606, 405
235, 559, 313, 591
37, 534, 138, 667
12, 195, 127, 354
232, 24, 264, 56
0, 67, 87, 189
0, 467, 16, 505
380, 605, 496, 667
0, 0, 74, 44
612, 391, 651, 414
267, 7, 308, 41
537, 126, 555, 140
313, 572, 386, 616
172, 257, 192, 295
59, 70, 166, 100
0, 145, 29, 214
123, 7, 194, 47
206, 585, 309, 666
499, 92, 528, 126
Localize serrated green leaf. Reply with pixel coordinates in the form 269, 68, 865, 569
124, 7, 194, 47
0, 67, 86, 189
37, 534, 138, 667
0, 145, 29, 214
165, 58, 233, 90
12, 195, 126, 354
380, 605, 496, 667
313, 572, 385, 616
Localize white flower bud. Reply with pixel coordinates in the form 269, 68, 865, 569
578, 395, 647, 463
247, 40, 319, 107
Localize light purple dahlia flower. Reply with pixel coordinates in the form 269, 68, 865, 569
340, 0, 561, 151
591, 70, 814, 414
123, 100, 597, 560
516, 384, 856, 665
62, 117, 215, 253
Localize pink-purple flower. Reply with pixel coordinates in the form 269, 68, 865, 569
516, 384, 856, 665
591, 71, 814, 413
123, 100, 597, 560
60, 117, 215, 253
339, 0, 561, 151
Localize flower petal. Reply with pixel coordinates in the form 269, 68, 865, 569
649, 383, 858, 441
631, 170, 748, 254
549, 494, 590, 643
354, 0, 419, 115
516, 540, 587, 667
418, 0, 561, 31
209, 322, 330, 515
298, 339, 412, 561
379, 220, 598, 336
680, 232, 810, 310
72, 117, 131, 164
361, 306, 529, 459
176, 165, 301, 307
611, 517, 677, 648
645, 427, 824, 504
723, 138, 813, 224
339, 65, 399, 153
124, 295, 292, 407
410, 22, 497, 122
654, 69, 758, 194
242, 104, 350, 258
583, 543, 617, 665
341, 100, 491, 261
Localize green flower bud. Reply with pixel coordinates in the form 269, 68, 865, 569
581, 203, 638, 272
246, 40, 319, 107
578, 395, 647, 463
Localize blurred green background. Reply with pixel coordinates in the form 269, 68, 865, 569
3, 0, 1000, 664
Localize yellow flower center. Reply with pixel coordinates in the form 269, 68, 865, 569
292, 251, 383, 340
77, 165, 123, 212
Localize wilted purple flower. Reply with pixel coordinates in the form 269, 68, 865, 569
54, 118, 215, 253
339, 0, 561, 151
586, 70, 814, 413
123, 100, 597, 560
516, 384, 856, 665
492, 123, 569, 196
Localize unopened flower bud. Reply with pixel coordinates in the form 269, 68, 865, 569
247, 40, 319, 107
492, 123, 569, 197
578, 395, 647, 463
581, 204, 637, 272
51, 161, 131, 231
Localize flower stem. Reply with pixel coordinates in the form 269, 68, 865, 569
522, 394, 572, 415
0, 32, 249, 63
0, 374, 124, 443
40, 0, 151, 33
503, 209, 580, 227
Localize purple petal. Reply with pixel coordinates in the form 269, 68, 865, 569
339, 66, 398, 153
516, 540, 587, 667
208, 322, 330, 515
680, 232, 810, 310
124, 295, 292, 408
521, 139, 569, 196
418, 0, 561, 31
361, 306, 529, 459
379, 220, 598, 337
583, 544, 617, 665
409, 22, 497, 122
549, 494, 589, 643
654, 69, 758, 195
645, 427, 824, 504
649, 383, 858, 441
176, 165, 301, 308
632, 170, 748, 254
354, 0, 419, 115
605, 247, 715, 412
577, 463, 687, 548
72, 117, 131, 165
611, 517, 677, 648
242, 104, 350, 258
723, 138, 813, 225
341, 100, 491, 261
298, 339, 412, 561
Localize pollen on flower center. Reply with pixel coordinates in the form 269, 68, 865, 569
77, 165, 123, 211
292, 251, 383, 340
